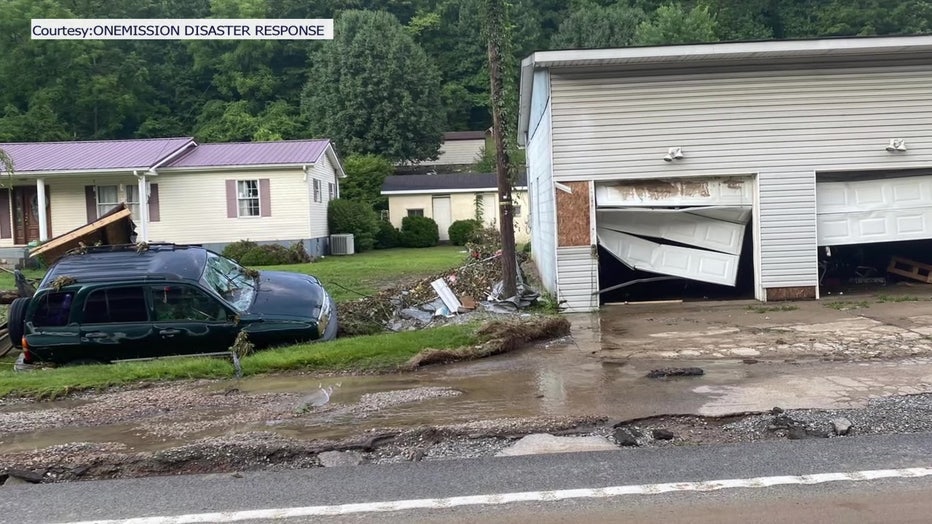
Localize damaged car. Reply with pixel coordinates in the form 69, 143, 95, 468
12, 243, 337, 369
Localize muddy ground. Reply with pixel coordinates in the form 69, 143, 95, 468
7, 288, 932, 485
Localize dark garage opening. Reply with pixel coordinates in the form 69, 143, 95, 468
598, 218, 756, 304
818, 238, 932, 295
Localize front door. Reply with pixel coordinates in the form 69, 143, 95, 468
13, 186, 51, 245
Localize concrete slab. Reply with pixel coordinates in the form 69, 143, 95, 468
495, 434, 618, 457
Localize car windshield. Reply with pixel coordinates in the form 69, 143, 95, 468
199, 252, 257, 311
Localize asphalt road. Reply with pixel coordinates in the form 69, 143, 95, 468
5, 432, 932, 524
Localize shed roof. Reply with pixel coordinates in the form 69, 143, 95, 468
381, 172, 528, 194
443, 131, 487, 141
0, 137, 195, 174
167, 139, 332, 168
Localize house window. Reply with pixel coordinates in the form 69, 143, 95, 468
237, 180, 260, 217
313, 179, 322, 203
407, 209, 424, 217
95, 185, 119, 217
328, 182, 335, 200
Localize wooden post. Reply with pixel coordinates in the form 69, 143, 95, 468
485, 0, 517, 298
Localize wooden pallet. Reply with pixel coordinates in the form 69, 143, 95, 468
887, 256, 932, 283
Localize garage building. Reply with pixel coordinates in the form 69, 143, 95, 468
517, 35, 932, 312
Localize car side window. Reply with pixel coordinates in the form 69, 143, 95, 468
83, 287, 149, 323
151, 285, 228, 322
32, 291, 75, 327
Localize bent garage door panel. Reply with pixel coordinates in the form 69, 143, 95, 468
598, 228, 740, 286
597, 208, 748, 255
817, 175, 932, 245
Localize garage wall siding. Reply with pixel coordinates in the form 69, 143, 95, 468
759, 170, 819, 288
556, 246, 598, 312
526, 70, 558, 294
549, 65, 932, 181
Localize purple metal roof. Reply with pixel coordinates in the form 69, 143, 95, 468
0, 137, 195, 174
167, 139, 331, 168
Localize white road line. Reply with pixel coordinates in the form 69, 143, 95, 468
62, 467, 932, 524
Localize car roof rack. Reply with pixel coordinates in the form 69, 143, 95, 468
62, 242, 201, 257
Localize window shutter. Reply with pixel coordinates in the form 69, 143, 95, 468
225, 180, 237, 218
0, 189, 10, 239
148, 183, 160, 222
85, 186, 98, 222
259, 178, 271, 217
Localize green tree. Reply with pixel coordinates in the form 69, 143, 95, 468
0, 148, 13, 176
339, 154, 394, 211
635, 2, 719, 45
302, 10, 445, 163
551, 1, 648, 49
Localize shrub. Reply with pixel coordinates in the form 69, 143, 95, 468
400, 216, 439, 248
375, 220, 401, 249
222, 240, 258, 263
448, 219, 482, 246
328, 198, 379, 251
237, 242, 312, 266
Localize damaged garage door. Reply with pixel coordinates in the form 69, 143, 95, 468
596, 178, 753, 287
817, 174, 932, 246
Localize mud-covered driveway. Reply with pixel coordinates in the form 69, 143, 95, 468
7, 290, 932, 483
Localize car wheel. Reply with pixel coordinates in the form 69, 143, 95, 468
0, 327, 13, 357
8, 297, 31, 349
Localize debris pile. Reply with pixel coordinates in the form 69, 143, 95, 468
338, 254, 540, 337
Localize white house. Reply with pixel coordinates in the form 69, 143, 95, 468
381, 172, 530, 243
0, 137, 345, 261
518, 35, 932, 311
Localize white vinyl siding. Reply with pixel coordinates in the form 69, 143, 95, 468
385, 192, 531, 243
419, 139, 485, 166
549, 66, 932, 181
556, 246, 598, 312
759, 170, 819, 288
526, 70, 557, 293
307, 149, 340, 239
147, 168, 310, 244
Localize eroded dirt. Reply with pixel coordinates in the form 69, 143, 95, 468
8, 292, 932, 484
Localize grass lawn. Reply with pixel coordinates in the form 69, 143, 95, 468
261, 245, 467, 303
0, 323, 479, 399
0, 246, 467, 303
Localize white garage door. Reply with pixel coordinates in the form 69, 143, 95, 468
595, 177, 754, 287
817, 175, 932, 246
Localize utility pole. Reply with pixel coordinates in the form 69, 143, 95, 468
484, 0, 518, 298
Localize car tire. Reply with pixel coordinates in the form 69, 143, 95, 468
8, 297, 30, 349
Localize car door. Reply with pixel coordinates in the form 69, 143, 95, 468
78, 285, 155, 362
149, 284, 239, 356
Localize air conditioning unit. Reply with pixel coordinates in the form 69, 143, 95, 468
330, 234, 355, 255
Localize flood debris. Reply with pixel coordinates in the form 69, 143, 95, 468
646, 367, 705, 379
400, 316, 571, 371
338, 253, 540, 337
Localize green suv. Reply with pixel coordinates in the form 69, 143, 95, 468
13, 243, 336, 368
